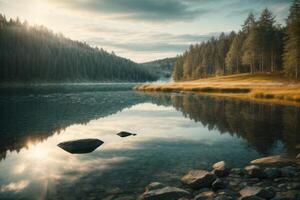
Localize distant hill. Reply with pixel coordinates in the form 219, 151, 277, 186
141, 57, 176, 80
0, 15, 157, 83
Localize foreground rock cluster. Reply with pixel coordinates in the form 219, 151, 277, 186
139, 155, 300, 200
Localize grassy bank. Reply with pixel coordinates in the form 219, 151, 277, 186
136, 73, 300, 107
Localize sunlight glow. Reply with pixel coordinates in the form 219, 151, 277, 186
26, 142, 49, 160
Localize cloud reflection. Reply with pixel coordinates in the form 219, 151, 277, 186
0, 180, 29, 192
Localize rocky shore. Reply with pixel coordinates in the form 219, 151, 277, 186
139, 155, 300, 200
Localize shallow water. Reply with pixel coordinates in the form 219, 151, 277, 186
0, 84, 299, 200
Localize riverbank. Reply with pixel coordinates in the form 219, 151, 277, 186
136, 73, 300, 107
139, 154, 300, 200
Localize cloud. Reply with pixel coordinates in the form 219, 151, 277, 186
49, 0, 212, 22
87, 39, 189, 53
85, 32, 219, 53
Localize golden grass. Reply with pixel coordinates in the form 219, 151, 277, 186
136, 73, 300, 107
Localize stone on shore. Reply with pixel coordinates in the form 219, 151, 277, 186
212, 178, 226, 190
280, 166, 296, 177
194, 191, 215, 200
139, 186, 191, 200
244, 165, 265, 178
212, 161, 230, 177
181, 170, 217, 189
57, 138, 103, 154
250, 155, 296, 166
239, 186, 275, 200
145, 182, 166, 192
263, 167, 281, 178
274, 190, 300, 200
230, 168, 244, 176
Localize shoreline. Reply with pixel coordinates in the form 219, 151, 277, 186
139, 155, 300, 200
135, 73, 300, 107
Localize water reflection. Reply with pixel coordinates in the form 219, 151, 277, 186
149, 93, 300, 156
0, 87, 300, 199
0, 88, 151, 160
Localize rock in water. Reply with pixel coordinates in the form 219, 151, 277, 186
117, 131, 137, 137
250, 155, 296, 166
139, 186, 191, 200
57, 139, 103, 154
212, 161, 230, 177
296, 153, 300, 159
181, 170, 217, 189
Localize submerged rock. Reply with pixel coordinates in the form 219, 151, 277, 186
139, 186, 191, 200
181, 170, 217, 189
117, 131, 137, 137
212, 161, 230, 177
57, 139, 103, 154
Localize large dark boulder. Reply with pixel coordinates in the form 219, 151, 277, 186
57, 139, 103, 154
117, 131, 137, 137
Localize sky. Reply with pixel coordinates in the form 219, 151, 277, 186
0, 0, 293, 63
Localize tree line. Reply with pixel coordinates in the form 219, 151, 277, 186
173, 0, 300, 81
0, 15, 157, 83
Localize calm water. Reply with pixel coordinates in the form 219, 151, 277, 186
0, 84, 299, 200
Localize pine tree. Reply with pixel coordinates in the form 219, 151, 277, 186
242, 16, 258, 73
242, 13, 256, 34
257, 8, 276, 72
283, 0, 300, 79
226, 32, 245, 74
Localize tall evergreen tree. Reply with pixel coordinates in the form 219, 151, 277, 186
257, 8, 276, 72
242, 16, 258, 73
283, 0, 300, 79
226, 32, 245, 74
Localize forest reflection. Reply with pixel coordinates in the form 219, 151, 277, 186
1, 88, 300, 161
0, 89, 151, 160
150, 93, 300, 156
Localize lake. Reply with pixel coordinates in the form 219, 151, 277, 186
0, 83, 299, 200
